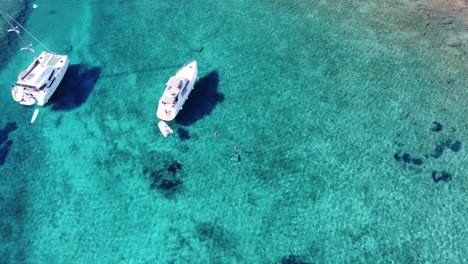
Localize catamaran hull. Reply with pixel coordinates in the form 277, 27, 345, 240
11, 52, 70, 106
41, 57, 69, 106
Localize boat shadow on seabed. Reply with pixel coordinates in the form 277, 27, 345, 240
175, 70, 224, 126
49, 64, 101, 111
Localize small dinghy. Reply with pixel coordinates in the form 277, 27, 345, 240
158, 120, 173, 137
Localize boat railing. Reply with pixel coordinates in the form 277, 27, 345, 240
14, 82, 38, 90
18, 59, 40, 80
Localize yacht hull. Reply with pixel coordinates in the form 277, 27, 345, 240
156, 61, 198, 121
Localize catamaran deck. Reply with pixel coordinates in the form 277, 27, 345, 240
16, 51, 67, 88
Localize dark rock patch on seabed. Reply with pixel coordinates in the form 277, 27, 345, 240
194, 222, 241, 261
432, 141, 446, 158
431, 139, 462, 158
450, 140, 461, 152
431, 121, 443, 132
167, 161, 182, 175
148, 170, 181, 197
411, 157, 424, 165
393, 152, 402, 162
280, 255, 311, 264
394, 151, 424, 166
196, 222, 223, 242
402, 153, 411, 163
432, 170, 452, 183
394, 121, 462, 183
143, 160, 184, 198
195, 222, 237, 249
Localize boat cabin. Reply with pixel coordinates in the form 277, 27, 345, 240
161, 77, 188, 106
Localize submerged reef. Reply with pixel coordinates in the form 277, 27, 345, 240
167, 161, 182, 175
280, 255, 311, 264
431, 121, 443, 132
450, 140, 462, 152
143, 160, 184, 198
195, 222, 238, 254
432, 170, 452, 183
394, 121, 461, 183
393, 151, 424, 166
431, 139, 462, 159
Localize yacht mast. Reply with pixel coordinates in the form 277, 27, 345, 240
0, 9, 52, 59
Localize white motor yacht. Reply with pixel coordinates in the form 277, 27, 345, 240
156, 61, 198, 121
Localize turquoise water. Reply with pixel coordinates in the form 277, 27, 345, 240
1, 0, 468, 263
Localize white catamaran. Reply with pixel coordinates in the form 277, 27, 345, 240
1, 9, 69, 106
156, 61, 198, 122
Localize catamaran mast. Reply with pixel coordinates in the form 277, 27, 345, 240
0, 9, 52, 59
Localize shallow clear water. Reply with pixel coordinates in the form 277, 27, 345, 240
1, 0, 467, 263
